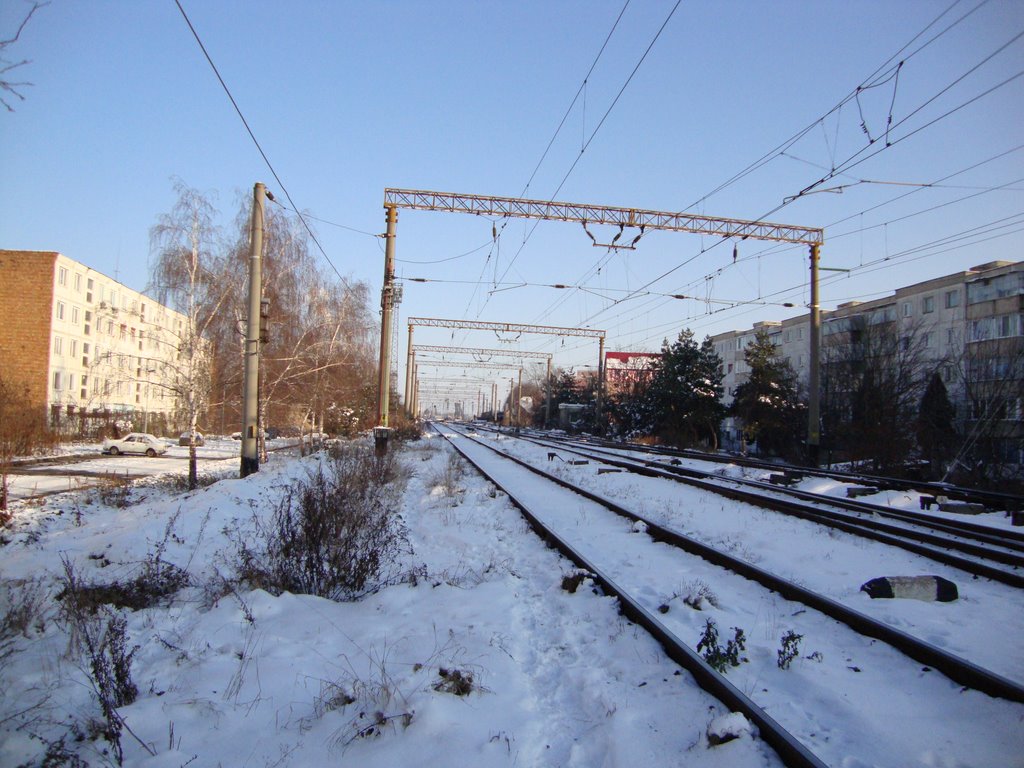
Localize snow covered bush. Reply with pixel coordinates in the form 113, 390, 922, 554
231, 444, 409, 601
777, 630, 803, 669
696, 619, 747, 673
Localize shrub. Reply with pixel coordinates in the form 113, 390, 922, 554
232, 445, 409, 601
57, 558, 140, 765
96, 473, 133, 508
696, 619, 747, 673
777, 630, 803, 669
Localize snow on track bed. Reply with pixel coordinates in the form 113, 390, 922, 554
438, 424, 1024, 768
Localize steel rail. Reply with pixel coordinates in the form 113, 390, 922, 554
534, 431, 1024, 548
511, 431, 1024, 587
443, 423, 1024, 703
555, 432, 1024, 516
432, 424, 830, 768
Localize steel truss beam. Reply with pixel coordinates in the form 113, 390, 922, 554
417, 359, 525, 371
412, 344, 553, 361
385, 188, 823, 245
408, 317, 604, 339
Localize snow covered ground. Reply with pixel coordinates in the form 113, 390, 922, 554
0, 432, 1021, 767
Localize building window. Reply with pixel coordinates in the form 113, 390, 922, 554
53, 336, 62, 355
56, 301, 65, 321
923, 332, 934, 348
997, 314, 1014, 338
902, 301, 913, 318
947, 329, 956, 345
74, 273, 82, 292
783, 331, 791, 343
58, 266, 68, 286
70, 340, 78, 358
923, 296, 934, 314
71, 306, 80, 325
53, 372, 61, 390
945, 289, 960, 308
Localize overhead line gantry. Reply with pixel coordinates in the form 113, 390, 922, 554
376, 188, 824, 461
405, 344, 553, 423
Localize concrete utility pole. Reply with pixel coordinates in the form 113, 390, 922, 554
404, 324, 414, 415
808, 243, 821, 466
515, 368, 523, 431
240, 182, 265, 478
375, 205, 398, 455
545, 357, 552, 429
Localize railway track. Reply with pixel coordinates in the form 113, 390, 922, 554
532, 428, 1024, 513
432, 422, 1024, 768
486, 427, 1024, 588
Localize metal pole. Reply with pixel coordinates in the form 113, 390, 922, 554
808, 243, 821, 466
412, 363, 419, 418
404, 324, 414, 415
596, 335, 606, 431
516, 367, 522, 429
492, 382, 498, 424
241, 182, 265, 477
374, 206, 398, 455
376, 205, 398, 428
508, 378, 514, 426
545, 357, 552, 429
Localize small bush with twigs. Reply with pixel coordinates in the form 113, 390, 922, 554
229, 444, 410, 602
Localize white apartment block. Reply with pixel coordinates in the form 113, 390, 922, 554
0, 250, 189, 433
710, 260, 1023, 452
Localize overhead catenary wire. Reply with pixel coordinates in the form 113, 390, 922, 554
173, 0, 354, 290
546, 24, 1024, 345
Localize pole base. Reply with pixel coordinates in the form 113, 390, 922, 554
374, 426, 393, 457
240, 456, 259, 478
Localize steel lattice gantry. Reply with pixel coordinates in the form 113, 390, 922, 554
403, 318, 604, 428
376, 187, 825, 462
405, 344, 553, 416
384, 188, 823, 245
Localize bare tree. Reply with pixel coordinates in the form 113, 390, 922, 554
0, 373, 54, 514
149, 180, 231, 489
1, 1, 47, 112
945, 335, 1024, 488
821, 315, 936, 473
211, 198, 378, 447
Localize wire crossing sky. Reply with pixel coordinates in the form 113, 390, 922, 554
2, 0, 1021, 372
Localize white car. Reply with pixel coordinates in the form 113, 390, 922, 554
102, 433, 168, 457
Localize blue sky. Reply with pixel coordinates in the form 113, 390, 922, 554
2, 0, 1022, 400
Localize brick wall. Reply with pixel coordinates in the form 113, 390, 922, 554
0, 250, 57, 410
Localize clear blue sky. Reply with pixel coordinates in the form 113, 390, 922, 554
2, 0, 1022, 403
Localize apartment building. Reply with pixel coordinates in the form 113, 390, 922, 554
710, 260, 1022, 460
0, 250, 188, 434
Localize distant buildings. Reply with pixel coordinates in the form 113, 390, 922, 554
604, 351, 661, 394
0, 250, 188, 434
708, 260, 1022, 463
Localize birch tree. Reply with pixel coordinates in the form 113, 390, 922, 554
149, 180, 230, 489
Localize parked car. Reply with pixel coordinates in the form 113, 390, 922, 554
178, 430, 205, 447
231, 430, 266, 440
102, 433, 168, 457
